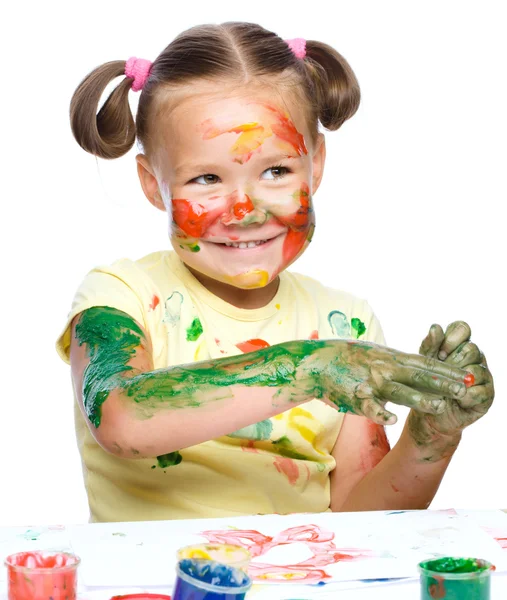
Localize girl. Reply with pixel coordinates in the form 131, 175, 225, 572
57, 22, 494, 523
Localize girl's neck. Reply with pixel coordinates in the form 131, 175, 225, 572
186, 266, 280, 309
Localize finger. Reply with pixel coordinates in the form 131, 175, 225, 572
461, 364, 489, 387
438, 321, 472, 360
354, 382, 397, 425
395, 366, 467, 399
457, 382, 495, 410
419, 324, 445, 358
360, 396, 398, 425
445, 342, 482, 368
380, 381, 446, 414
397, 354, 469, 385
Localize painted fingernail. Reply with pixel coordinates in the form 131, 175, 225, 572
464, 373, 475, 388
438, 351, 447, 360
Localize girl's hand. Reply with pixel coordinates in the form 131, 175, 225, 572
297, 340, 471, 425
407, 321, 495, 460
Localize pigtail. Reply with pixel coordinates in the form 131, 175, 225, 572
69, 61, 136, 159
303, 41, 360, 130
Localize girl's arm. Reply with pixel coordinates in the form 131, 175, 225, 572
70, 306, 469, 460
330, 414, 458, 511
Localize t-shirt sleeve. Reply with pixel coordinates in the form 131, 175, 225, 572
55, 263, 146, 364
361, 300, 387, 346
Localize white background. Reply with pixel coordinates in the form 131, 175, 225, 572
1, 0, 505, 525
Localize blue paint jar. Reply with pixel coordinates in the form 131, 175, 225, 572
172, 559, 252, 600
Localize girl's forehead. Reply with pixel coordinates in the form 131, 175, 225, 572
157, 88, 310, 144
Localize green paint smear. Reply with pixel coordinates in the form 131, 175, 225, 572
228, 419, 273, 440
186, 317, 203, 341
75, 306, 145, 428
156, 451, 183, 468
272, 436, 309, 461
75, 308, 363, 429
420, 557, 490, 574
351, 318, 366, 339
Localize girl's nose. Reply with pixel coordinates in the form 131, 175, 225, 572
222, 193, 267, 226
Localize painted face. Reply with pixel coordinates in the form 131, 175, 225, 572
154, 92, 317, 289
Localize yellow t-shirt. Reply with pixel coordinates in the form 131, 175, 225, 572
56, 251, 385, 522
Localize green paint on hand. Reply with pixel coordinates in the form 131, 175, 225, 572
351, 318, 366, 339
156, 451, 183, 468
75, 307, 145, 428
228, 419, 273, 440
186, 317, 203, 341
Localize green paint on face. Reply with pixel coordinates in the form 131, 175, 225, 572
156, 451, 183, 468
228, 419, 273, 440
186, 317, 203, 342
351, 318, 366, 339
75, 306, 145, 428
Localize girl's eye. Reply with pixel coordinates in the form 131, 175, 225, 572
192, 174, 220, 185
262, 166, 290, 180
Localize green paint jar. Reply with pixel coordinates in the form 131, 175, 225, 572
419, 557, 494, 600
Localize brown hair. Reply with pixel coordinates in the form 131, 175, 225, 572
70, 22, 360, 160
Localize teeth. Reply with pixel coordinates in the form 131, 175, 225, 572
225, 240, 268, 248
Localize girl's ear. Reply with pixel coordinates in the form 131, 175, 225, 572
311, 133, 326, 194
136, 154, 166, 212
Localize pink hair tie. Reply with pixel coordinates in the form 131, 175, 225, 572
285, 38, 306, 59
125, 57, 152, 92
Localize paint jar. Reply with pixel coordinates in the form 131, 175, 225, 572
177, 544, 251, 573
172, 558, 252, 600
419, 556, 494, 600
5, 551, 80, 600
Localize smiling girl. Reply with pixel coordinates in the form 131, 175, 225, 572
57, 22, 493, 522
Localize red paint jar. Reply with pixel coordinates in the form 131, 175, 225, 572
5, 551, 80, 600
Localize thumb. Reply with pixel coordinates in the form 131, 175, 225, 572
419, 324, 445, 358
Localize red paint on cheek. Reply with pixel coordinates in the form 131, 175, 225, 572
282, 228, 308, 264
171, 199, 223, 238
236, 338, 270, 353
390, 483, 400, 493
464, 373, 475, 388
233, 194, 255, 219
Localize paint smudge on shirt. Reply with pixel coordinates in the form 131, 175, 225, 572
163, 291, 184, 327
156, 451, 183, 468
273, 456, 300, 485
328, 310, 351, 337
228, 419, 273, 441
149, 295, 160, 311
236, 338, 270, 353
186, 317, 203, 342
351, 318, 366, 339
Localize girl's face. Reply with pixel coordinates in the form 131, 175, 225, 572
138, 89, 325, 290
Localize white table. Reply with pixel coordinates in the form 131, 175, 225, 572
1, 510, 507, 599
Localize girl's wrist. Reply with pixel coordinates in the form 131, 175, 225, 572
404, 410, 462, 463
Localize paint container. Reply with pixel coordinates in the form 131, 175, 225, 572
5, 551, 80, 600
419, 556, 494, 600
172, 558, 252, 600
177, 544, 251, 573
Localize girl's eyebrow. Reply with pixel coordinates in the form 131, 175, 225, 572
175, 162, 220, 177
